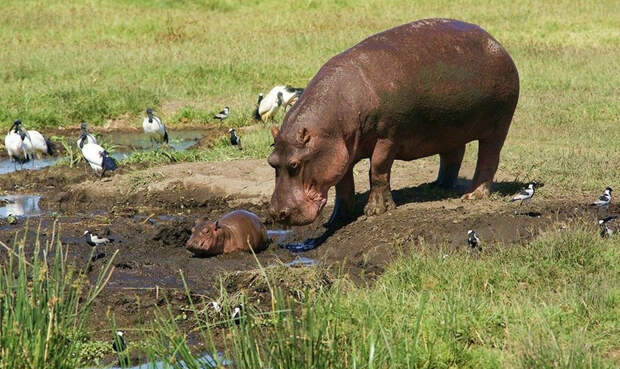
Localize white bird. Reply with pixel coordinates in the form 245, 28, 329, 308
510, 182, 537, 205
4, 120, 30, 168
76, 122, 97, 148
257, 91, 283, 122
281, 85, 304, 111
143, 107, 168, 145
214, 107, 229, 121
25, 129, 54, 158
467, 230, 480, 249
591, 187, 612, 209
80, 143, 117, 177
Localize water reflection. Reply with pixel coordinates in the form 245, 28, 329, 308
0, 195, 42, 218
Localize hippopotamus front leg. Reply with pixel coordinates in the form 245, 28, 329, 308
364, 139, 397, 216
327, 166, 355, 226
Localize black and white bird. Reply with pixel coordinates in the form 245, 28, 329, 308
4, 120, 30, 168
467, 230, 480, 249
599, 215, 617, 238
112, 330, 127, 352
143, 107, 168, 145
214, 107, 229, 121
228, 128, 242, 150
252, 93, 264, 121
84, 230, 111, 247
281, 85, 304, 111
591, 187, 612, 210
231, 305, 242, 325
257, 86, 292, 121
76, 122, 97, 149
209, 301, 222, 314
510, 182, 537, 205
80, 142, 117, 177
24, 129, 54, 159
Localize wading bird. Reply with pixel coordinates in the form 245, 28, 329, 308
229, 128, 242, 150
214, 106, 229, 121
257, 91, 283, 122
76, 122, 97, 148
80, 142, 117, 177
24, 129, 54, 159
4, 120, 30, 170
143, 107, 168, 146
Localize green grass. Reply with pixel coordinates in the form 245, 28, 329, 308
0, 226, 115, 369
142, 222, 619, 369
2, 0, 616, 190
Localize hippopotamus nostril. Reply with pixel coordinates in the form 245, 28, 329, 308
278, 208, 290, 221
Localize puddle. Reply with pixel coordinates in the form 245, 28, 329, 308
285, 256, 319, 267
268, 228, 331, 252
0, 130, 206, 175
85, 352, 230, 369
0, 157, 59, 175
0, 195, 42, 218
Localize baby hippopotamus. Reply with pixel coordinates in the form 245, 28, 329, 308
186, 210, 269, 257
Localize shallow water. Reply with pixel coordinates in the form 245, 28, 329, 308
0, 130, 205, 175
0, 157, 59, 175
84, 352, 230, 369
0, 195, 42, 218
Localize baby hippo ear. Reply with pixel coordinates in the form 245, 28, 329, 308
270, 125, 280, 140
214, 220, 220, 230
296, 127, 310, 146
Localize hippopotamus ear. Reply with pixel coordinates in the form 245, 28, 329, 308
214, 220, 220, 230
270, 125, 280, 140
296, 127, 310, 146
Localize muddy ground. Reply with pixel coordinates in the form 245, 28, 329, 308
0, 139, 612, 362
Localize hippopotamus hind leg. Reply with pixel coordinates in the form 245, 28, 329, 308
435, 145, 466, 188
462, 121, 510, 199
365, 139, 397, 216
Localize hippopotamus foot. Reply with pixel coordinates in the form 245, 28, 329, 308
461, 181, 491, 199
435, 145, 465, 188
364, 187, 396, 216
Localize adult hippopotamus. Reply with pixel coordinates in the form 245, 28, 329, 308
268, 18, 519, 227
186, 210, 269, 257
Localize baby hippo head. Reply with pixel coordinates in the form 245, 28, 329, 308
186, 217, 224, 256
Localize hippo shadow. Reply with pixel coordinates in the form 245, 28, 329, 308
351, 179, 527, 212
281, 179, 527, 252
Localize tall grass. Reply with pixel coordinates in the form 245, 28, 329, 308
0, 225, 116, 369
139, 222, 618, 368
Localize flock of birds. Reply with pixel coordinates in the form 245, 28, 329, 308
4, 85, 304, 176
467, 184, 615, 250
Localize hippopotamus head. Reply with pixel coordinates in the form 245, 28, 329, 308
185, 217, 224, 256
268, 116, 349, 225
